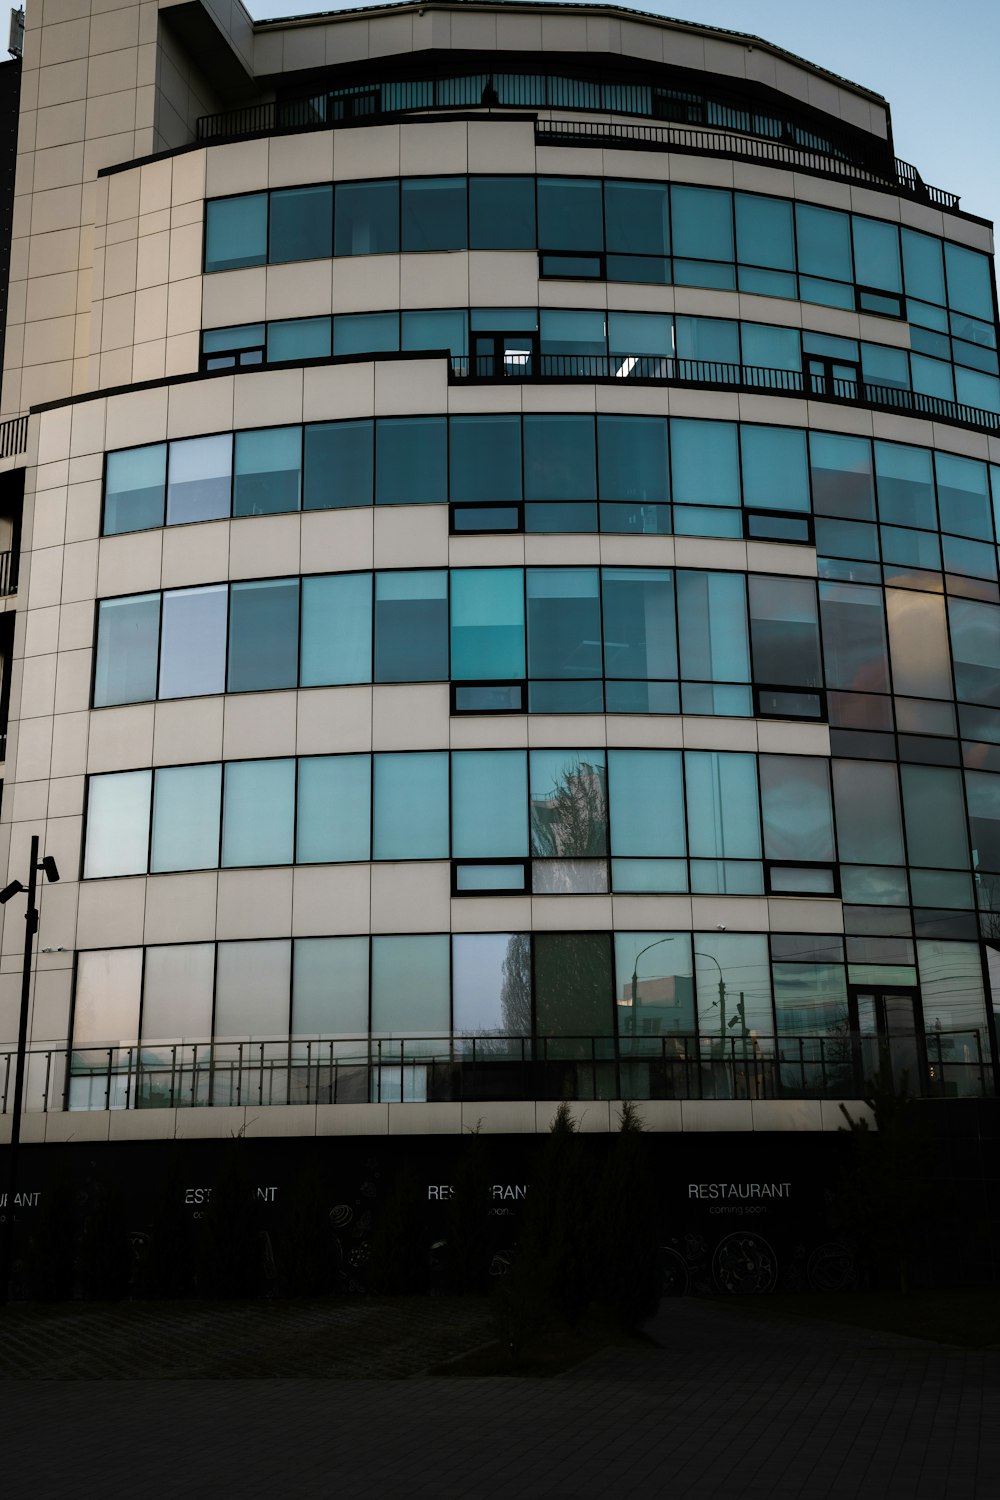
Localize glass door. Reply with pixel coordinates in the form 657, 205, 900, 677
808, 355, 861, 401
850, 987, 926, 1095
472, 332, 537, 379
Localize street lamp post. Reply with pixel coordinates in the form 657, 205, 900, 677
629, 935, 676, 1017
0, 835, 60, 1304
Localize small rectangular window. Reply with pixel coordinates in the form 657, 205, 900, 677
401, 177, 467, 252
85, 770, 152, 878
297, 755, 371, 863
150, 763, 222, 873
233, 427, 302, 516
300, 573, 372, 686
304, 420, 374, 510
266, 316, 332, 363
166, 434, 232, 525
227, 579, 300, 692
334, 180, 399, 256
222, 759, 296, 867
374, 570, 448, 681
268, 184, 332, 263
104, 444, 166, 535
205, 193, 267, 272
94, 594, 161, 707
375, 417, 447, 504
469, 176, 536, 249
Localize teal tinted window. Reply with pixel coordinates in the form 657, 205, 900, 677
944, 243, 995, 320
608, 749, 685, 856
150, 763, 222, 873
233, 427, 301, 516
539, 307, 606, 355
401, 177, 467, 251
450, 414, 521, 502
222, 759, 295, 866
685, 751, 761, 859
862, 343, 910, 389
677, 572, 749, 684
469, 175, 535, 249
601, 568, 676, 680
875, 441, 936, 529
304, 420, 374, 509
739, 323, 801, 372
795, 203, 852, 282
741, 425, 809, 512
268, 185, 332, 263
205, 193, 267, 271
297, 754, 371, 863
85, 770, 152, 877
524, 414, 595, 500
852, 216, 901, 292
300, 573, 372, 686
374, 570, 448, 681
537, 177, 603, 250
373, 751, 449, 859
334, 180, 399, 255
227, 579, 299, 692
734, 193, 794, 269
166, 434, 232, 525
333, 311, 399, 355
159, 584, 227, 699
526, 568, 602, 681
671, 419, 739, 505
604, 179, 669, 254
670, 185, 733, 261
818, 581, 889, 693
375, 416, 447, 504
935, 452, 992, 541
675, 316, 738, 363
94, 593, 160, 706
104, 444, 166, 535
266, 316, 331, 363
597, 415, 668, 503
450, 568, 525, 679
901, 229, 946, 305
614, 932, 694, 1035
401, 308, 468, 359
451, 750, 528, 857
809, 432, 875, 521
965, 771, 1000, 872
607, 310, 672, 358
292, 937, 369, 1036
371, 934, 449, 1034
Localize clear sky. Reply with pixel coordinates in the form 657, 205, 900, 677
246, 0, 1000, 237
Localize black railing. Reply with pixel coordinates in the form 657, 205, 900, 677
0, 549, 18, 596
0, 414, 27, 459
194, 90, 959, 212
2, 1029, 993, 1114
450, 354, 1000, 436
536, 120, 959, 210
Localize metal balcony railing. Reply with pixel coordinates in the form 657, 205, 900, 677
449, 354, 1000, 436
3, 1029, 994, 1114
194, 94, 960, 212
0, 414, 27, 460
0, 548, 18, 596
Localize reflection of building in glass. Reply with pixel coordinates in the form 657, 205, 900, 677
0, 2, 999, 1143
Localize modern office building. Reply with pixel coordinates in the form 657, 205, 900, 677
0, 0, 999, 1235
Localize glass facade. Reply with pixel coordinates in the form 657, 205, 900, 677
15, 25, 1000, 1117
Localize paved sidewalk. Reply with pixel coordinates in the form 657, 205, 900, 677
2, 1297, 998, 1497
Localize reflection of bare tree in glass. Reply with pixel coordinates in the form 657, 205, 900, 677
530, 759, 608, 858
500, 933, 533, 1038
